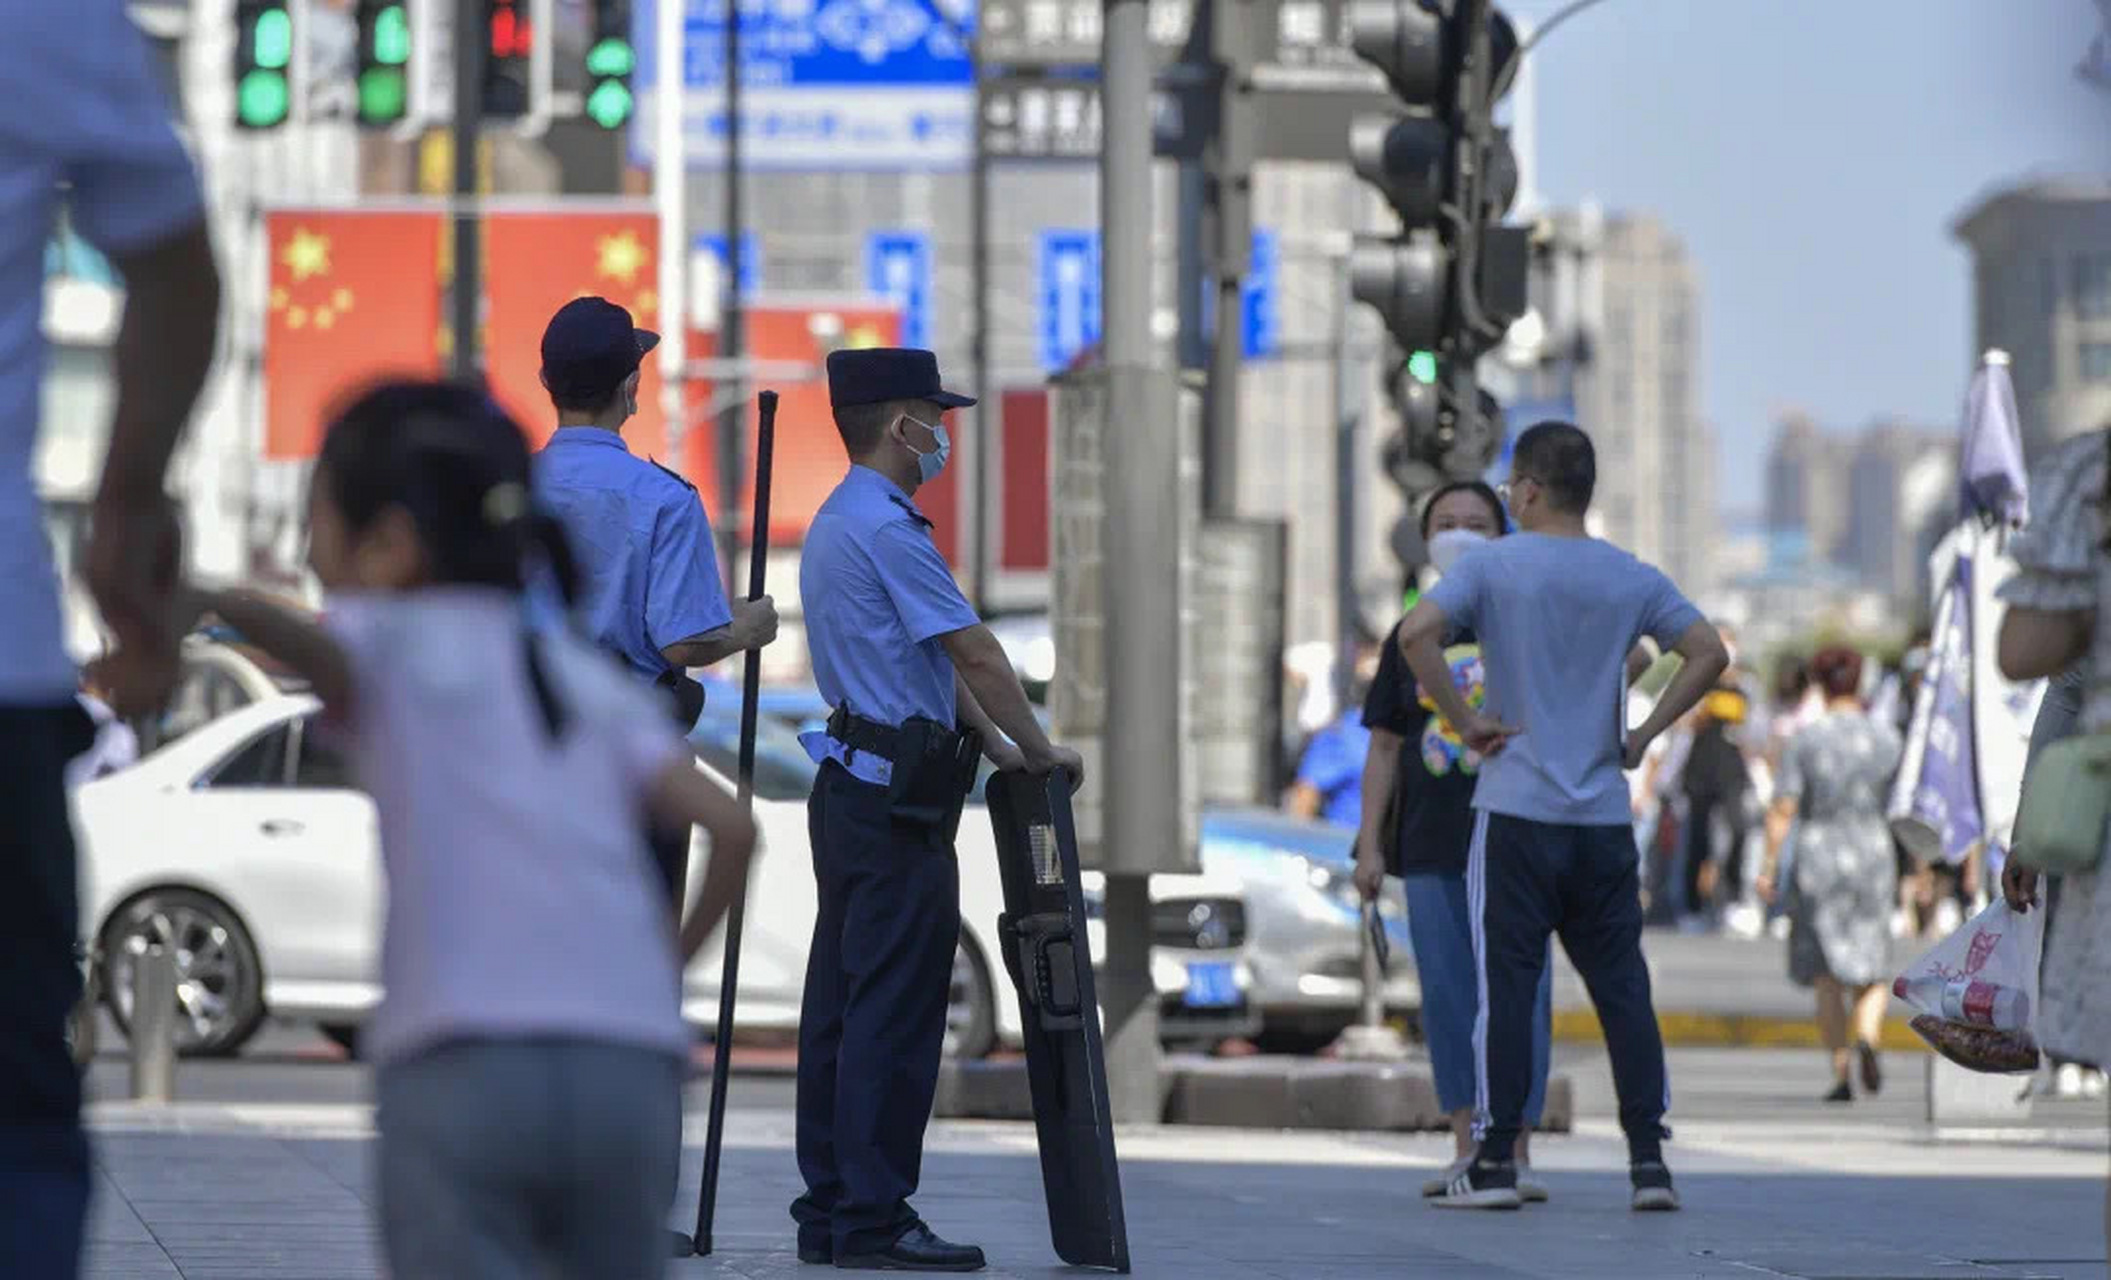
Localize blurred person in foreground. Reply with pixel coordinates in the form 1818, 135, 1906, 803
2006, 667, 2106, 1099
1757, 647, 1902, 1102
1676, 652, 1755, 931
1997, 426, 2111, 1242
1354, 480, 1553, 1202
0, 6, 221, 1276
1394, 421, 1727, 1213
180, 382, 756, 1279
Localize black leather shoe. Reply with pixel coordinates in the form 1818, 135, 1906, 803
834, 1224, 986, 1272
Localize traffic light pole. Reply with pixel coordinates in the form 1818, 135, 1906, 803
1099, 0, 1172, 1127
1201, 0, 1253, 519
450, 0, 483, 381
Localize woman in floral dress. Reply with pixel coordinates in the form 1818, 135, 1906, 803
1759, 647, 1902, 1101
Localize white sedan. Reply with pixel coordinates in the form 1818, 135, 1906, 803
74, 694, 1257, 1058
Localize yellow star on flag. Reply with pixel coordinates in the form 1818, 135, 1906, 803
281, 228, 331, 282
596, 230, 650, 287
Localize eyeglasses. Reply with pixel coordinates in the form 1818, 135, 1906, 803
1496, 476, 1537, 506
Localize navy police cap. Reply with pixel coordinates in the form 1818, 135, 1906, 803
541, 296, 659, 403
826, 347, 976, 411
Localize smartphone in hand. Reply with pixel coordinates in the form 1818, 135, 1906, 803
1363, 899, 1390, 972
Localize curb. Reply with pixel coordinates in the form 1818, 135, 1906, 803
1552, 1009, 1928, 1052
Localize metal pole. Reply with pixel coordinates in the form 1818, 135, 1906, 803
1099, 0, 1169, 1126
450, 0, 484, 382
1333, 254, 1359, 716
1176, 162, 1207, 372
1202, 0, 1251, 518
716, 0, 747, 584
968, 30, 993, 614
129, 943, 178, 1103
694, 390, 777, 1256
657, 0, 688, 471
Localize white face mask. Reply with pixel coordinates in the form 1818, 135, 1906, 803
1427, 528, 1489, 576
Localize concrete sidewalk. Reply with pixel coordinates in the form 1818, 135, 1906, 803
83, 1094, 2106, 1279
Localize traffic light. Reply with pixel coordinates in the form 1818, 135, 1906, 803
355, 1, 412, 128
1348, 0, 1529, 565
483, 0, 534, 118
233, 0, 294, 130
585, 0, 636, 129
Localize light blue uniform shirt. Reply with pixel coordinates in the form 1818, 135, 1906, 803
533, 427, 731, 682
1427, 533, 1702, 825
1, 3, 205, 702
799, 465, 980, 786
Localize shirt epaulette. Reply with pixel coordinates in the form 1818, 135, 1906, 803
648, 458, 696, 492
887, 493, 933, 529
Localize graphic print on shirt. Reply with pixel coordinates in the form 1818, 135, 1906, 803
1417, 643, 1487, 777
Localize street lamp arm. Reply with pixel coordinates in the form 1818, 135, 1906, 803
1520, 0, 1620, 55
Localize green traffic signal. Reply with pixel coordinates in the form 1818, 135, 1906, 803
1407, 350, 1439, 384
586, 78, 634, 128
359, 66, 407, 122
253, 6, 292, 70
586, 36, 635, 78
237, 68, 289, 127
374, 4, 410, 65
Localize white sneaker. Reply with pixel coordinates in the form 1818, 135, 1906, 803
1429, 1161, 1523, 1210
2085, 1070, 2108, 1100
2056, 1063, 2085, 1098
1516, 1162, 1550, 1203
1421, 1155, 1472, 1198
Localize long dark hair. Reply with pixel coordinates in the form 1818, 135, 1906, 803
1418, 479, 1510, 540
314, 379, 579, 734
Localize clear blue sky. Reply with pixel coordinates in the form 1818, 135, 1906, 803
1506, 0, 2109, 517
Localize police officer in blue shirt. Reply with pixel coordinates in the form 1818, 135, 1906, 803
793, 348, 1080, 1272
532, 296, 779, 907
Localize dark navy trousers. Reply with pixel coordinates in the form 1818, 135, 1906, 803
792, 760, 960, 1255
1469, 811, 1669, 1166
0, 706, 94, 1280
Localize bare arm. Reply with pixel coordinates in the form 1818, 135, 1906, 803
662, 596, 778, 669
193, 588, 354, 711
1352, 728, 1403, 898
1998, 607, 2093, 682
1397, 597, 1489, 744
1627, 621, 1731, 754
649, 762, 759, 962
86, 222, 223, 713
941, 624, 1060, 767
952, 669, 1024, 770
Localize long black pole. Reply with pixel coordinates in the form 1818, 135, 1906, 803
450, 0, 483, 381
694, 388, 775, 1256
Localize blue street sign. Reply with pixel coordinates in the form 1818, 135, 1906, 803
633, 0, 975, 171
693, 232, 762, 297
866, 231, 933, 350
1241, 228, 1278, 360
1038, 229, 1101, 374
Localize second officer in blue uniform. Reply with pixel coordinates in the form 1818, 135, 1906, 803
794, 349, 1081, 1272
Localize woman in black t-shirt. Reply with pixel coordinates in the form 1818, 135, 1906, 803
1353, 480, 1554, 1202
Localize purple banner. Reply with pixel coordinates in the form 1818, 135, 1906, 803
1892, 555, 1986, 864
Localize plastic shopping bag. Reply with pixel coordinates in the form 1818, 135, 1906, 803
1892, 898, 2044, 1075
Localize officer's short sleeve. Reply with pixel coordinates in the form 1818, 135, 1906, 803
22, 3, 205, 255
871, 519, 980, 644
647, 493, 734, 652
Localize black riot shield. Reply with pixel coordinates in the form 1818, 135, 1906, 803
983, 768, 1131, 1274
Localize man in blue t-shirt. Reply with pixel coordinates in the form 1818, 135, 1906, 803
1394, 421, 1728, 1214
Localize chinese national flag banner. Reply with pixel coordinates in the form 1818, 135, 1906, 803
686, 306, 905, 547
263, 211, 443, 458
481, 211, 667, 455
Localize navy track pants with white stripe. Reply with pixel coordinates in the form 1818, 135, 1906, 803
1469, 810, 1670, 1166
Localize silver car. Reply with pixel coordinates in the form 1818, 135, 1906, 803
1198, 807, 1420, 1052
